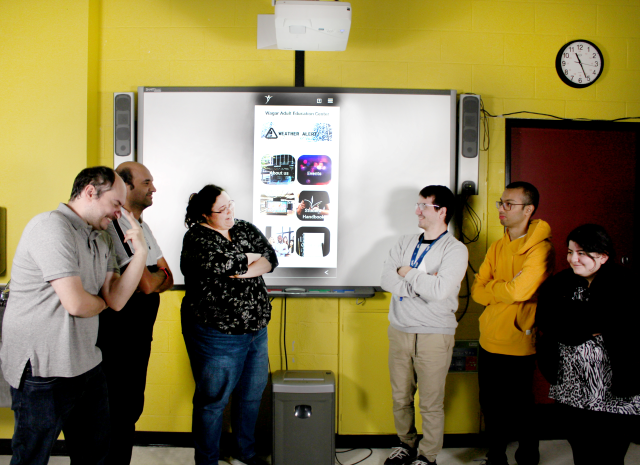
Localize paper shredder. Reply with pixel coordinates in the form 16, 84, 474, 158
272, 370, 335, 465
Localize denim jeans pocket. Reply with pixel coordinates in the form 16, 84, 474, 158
22, 366, 63, 387
24, 376, 62, 386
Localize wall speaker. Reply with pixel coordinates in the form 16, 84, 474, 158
456, 94, 480, 195
113, 92, 135, 168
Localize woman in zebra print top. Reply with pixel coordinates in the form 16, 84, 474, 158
536, 224, 640, 465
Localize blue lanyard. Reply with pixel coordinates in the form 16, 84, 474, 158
410, 230, 448, 269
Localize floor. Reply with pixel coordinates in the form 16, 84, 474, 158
1, 441, 637, 464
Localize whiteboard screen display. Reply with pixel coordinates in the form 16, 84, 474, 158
138, 87, 456, 288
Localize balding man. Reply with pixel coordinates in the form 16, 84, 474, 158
1, 166, 147, 465
98, 162, 173, 465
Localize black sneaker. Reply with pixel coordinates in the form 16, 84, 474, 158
384, 443, 417, 465
410, 455, 437, 465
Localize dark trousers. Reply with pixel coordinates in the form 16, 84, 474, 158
478, 346, 539, 465
10, 363, 110, 465
558, 403, 635, 465
97, 292, 160, 465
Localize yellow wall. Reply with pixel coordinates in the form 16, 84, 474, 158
0, 0, 91, 280
0, 0, 93, 436
1, 0, 640, 438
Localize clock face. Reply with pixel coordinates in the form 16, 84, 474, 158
555, 40, 604, 88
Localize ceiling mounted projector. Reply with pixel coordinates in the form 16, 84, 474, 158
257, 1, 352, 51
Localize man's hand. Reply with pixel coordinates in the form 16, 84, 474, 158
398, 266, 412, 278
121, 209, 147, 259
101, 209, 148, 310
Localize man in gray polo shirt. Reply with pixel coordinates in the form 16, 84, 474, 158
99, 161, 173, 465
0, 166, 148, 465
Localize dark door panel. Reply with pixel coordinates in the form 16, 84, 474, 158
506, 119, 639, 273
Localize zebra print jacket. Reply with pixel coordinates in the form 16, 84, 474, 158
536, 263, 640, 398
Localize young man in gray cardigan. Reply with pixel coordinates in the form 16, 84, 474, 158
381, 185, 468, 465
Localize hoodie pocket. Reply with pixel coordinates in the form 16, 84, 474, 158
479, 305, 527, 344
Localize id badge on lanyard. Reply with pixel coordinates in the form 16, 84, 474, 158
398, 230, 447, 301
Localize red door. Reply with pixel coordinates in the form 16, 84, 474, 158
507, 120, 638, 273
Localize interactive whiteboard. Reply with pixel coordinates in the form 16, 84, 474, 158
137, 87, 456, 288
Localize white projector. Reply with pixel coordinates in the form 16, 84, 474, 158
258, 1, 352, 51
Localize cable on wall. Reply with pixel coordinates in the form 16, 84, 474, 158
283, 296, 288, 370
478, 96, 640, 152
457, 267, 472, 323
335, 448, 374, 465
455, 192, 482, 323
480, 98, 490, 152
459, 195, 481, 245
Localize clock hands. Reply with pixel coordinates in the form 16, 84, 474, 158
575, 53, 588, 78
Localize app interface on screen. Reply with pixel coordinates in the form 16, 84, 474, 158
253, 104, 339, 278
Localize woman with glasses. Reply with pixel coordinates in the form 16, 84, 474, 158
180, 184, 278, 465
536, 224, 640, 465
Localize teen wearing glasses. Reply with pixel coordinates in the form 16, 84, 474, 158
471, 182, 554, 465
536, 224, 640, 465
180, 184, 278, 465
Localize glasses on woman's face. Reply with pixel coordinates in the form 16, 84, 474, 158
211, 200, 235, 214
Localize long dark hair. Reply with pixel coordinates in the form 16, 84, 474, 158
566, 224, 615, 261
185, 184, 225, 229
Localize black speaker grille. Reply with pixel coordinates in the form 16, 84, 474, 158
462, 97, 479, 113
114, 94, 133, 156
460, 95, 480, 159
115, 94, 131, 110
463, 128, 477, 142
116, 127, 130, 140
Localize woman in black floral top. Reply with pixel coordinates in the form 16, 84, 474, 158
180, 184, 277, 465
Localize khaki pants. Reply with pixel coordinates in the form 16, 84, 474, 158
388, 326, 455, 462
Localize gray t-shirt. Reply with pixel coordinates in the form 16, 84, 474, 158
0, 203, 118, 387
106, 210, 163, 268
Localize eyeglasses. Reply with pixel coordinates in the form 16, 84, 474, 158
495, 201, 529, 211
415, 203, 440, 211
211, 200, 235, 214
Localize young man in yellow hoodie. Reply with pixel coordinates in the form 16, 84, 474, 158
471, 182, 554, 465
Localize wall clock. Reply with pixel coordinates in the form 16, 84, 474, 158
555, 40, 604, 88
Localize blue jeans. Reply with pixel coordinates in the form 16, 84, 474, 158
10, 362, 110, 465
182, 321, 269, 465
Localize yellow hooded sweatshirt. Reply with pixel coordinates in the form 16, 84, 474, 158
471, 219, 554, 356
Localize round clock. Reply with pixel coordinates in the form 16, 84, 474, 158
555, 40, 604, 88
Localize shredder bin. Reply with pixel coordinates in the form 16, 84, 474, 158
272, 370, 335, 465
